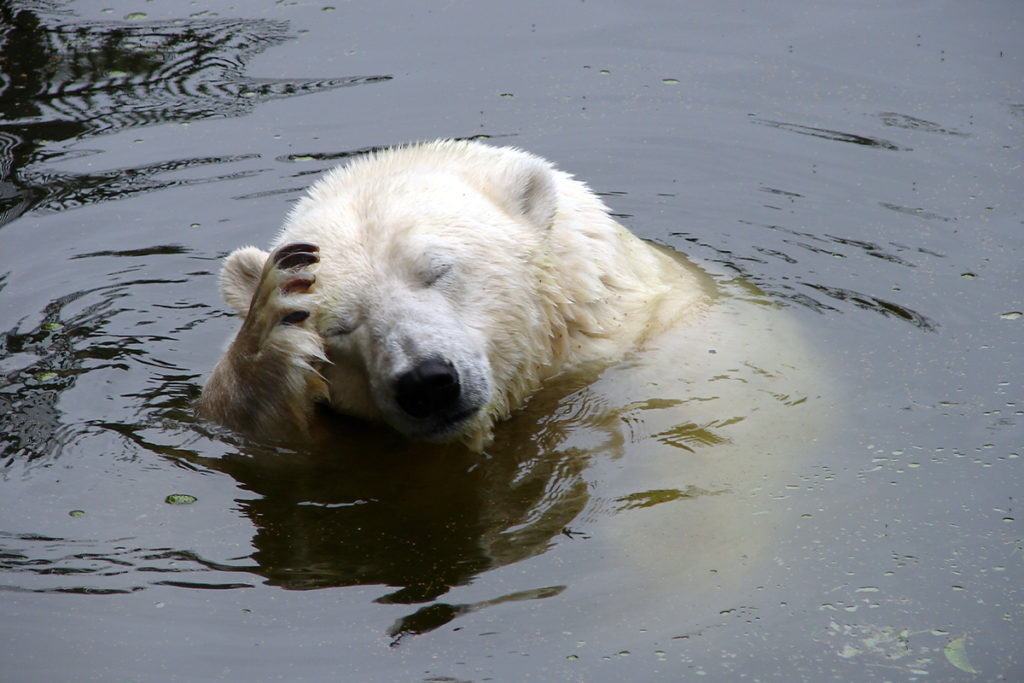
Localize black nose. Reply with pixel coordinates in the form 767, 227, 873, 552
395, 358, 461, 419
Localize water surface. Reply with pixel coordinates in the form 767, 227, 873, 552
1, 0, 1021, 680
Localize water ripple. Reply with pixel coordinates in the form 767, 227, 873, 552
801, 282, 937, 331
0, 532, 254, 594
876, 112, 969, 137
752, 118, 909, 151
0, 5, 390, 225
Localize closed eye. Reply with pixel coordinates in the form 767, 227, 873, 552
323, 306, 362, 336
422, 259, 454, 287
326, 322, 357, 336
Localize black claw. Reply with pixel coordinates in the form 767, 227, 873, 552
281, 273, 315, 294
281, 310, 310, 325
273, 242, 319, 264
272, 242, 320, 270
277, 251, 320, 271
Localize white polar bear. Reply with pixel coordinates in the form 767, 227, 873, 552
200, 140, 705, 449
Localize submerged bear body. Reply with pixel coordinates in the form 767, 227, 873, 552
200, 140, 704, 448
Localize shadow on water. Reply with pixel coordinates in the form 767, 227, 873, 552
0, 0, 390, 225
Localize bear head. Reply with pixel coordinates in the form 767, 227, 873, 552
217, 142, 570, 447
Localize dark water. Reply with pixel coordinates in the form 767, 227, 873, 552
1, 0, 1021, 680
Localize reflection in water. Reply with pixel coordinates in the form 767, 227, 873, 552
0, 363, 607, 639
0, 0, 389, 225
225, 429, 588, 601
188, 364, 632, 640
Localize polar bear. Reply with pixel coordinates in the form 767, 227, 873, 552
200, 140, 706, 449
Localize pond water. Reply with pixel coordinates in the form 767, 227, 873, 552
1, 0, 1021, 680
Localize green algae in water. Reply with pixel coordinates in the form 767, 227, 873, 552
616, 486, 723, 511
165, 493, 197, 505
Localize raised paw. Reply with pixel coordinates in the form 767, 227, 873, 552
205, 241, 329, 436
236, 242, 324, 346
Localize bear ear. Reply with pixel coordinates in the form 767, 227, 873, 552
500, 153, 559, 231
219, 246, 268, 316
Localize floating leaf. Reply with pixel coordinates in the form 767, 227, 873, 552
165, 493, 197, 505
68, 509, 85, 517
616, 486, 723, 510
1000, 311, 1021, 320
654, 420, 731, 452
944, 637, 979, 674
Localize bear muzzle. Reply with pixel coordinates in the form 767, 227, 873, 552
394, 357, 462, 419
388, 356, 488, 442
387, 358, 491, 444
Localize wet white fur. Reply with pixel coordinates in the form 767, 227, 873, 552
207, 140, 704, 448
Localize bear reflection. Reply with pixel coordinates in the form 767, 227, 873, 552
207, 374, 607, 608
